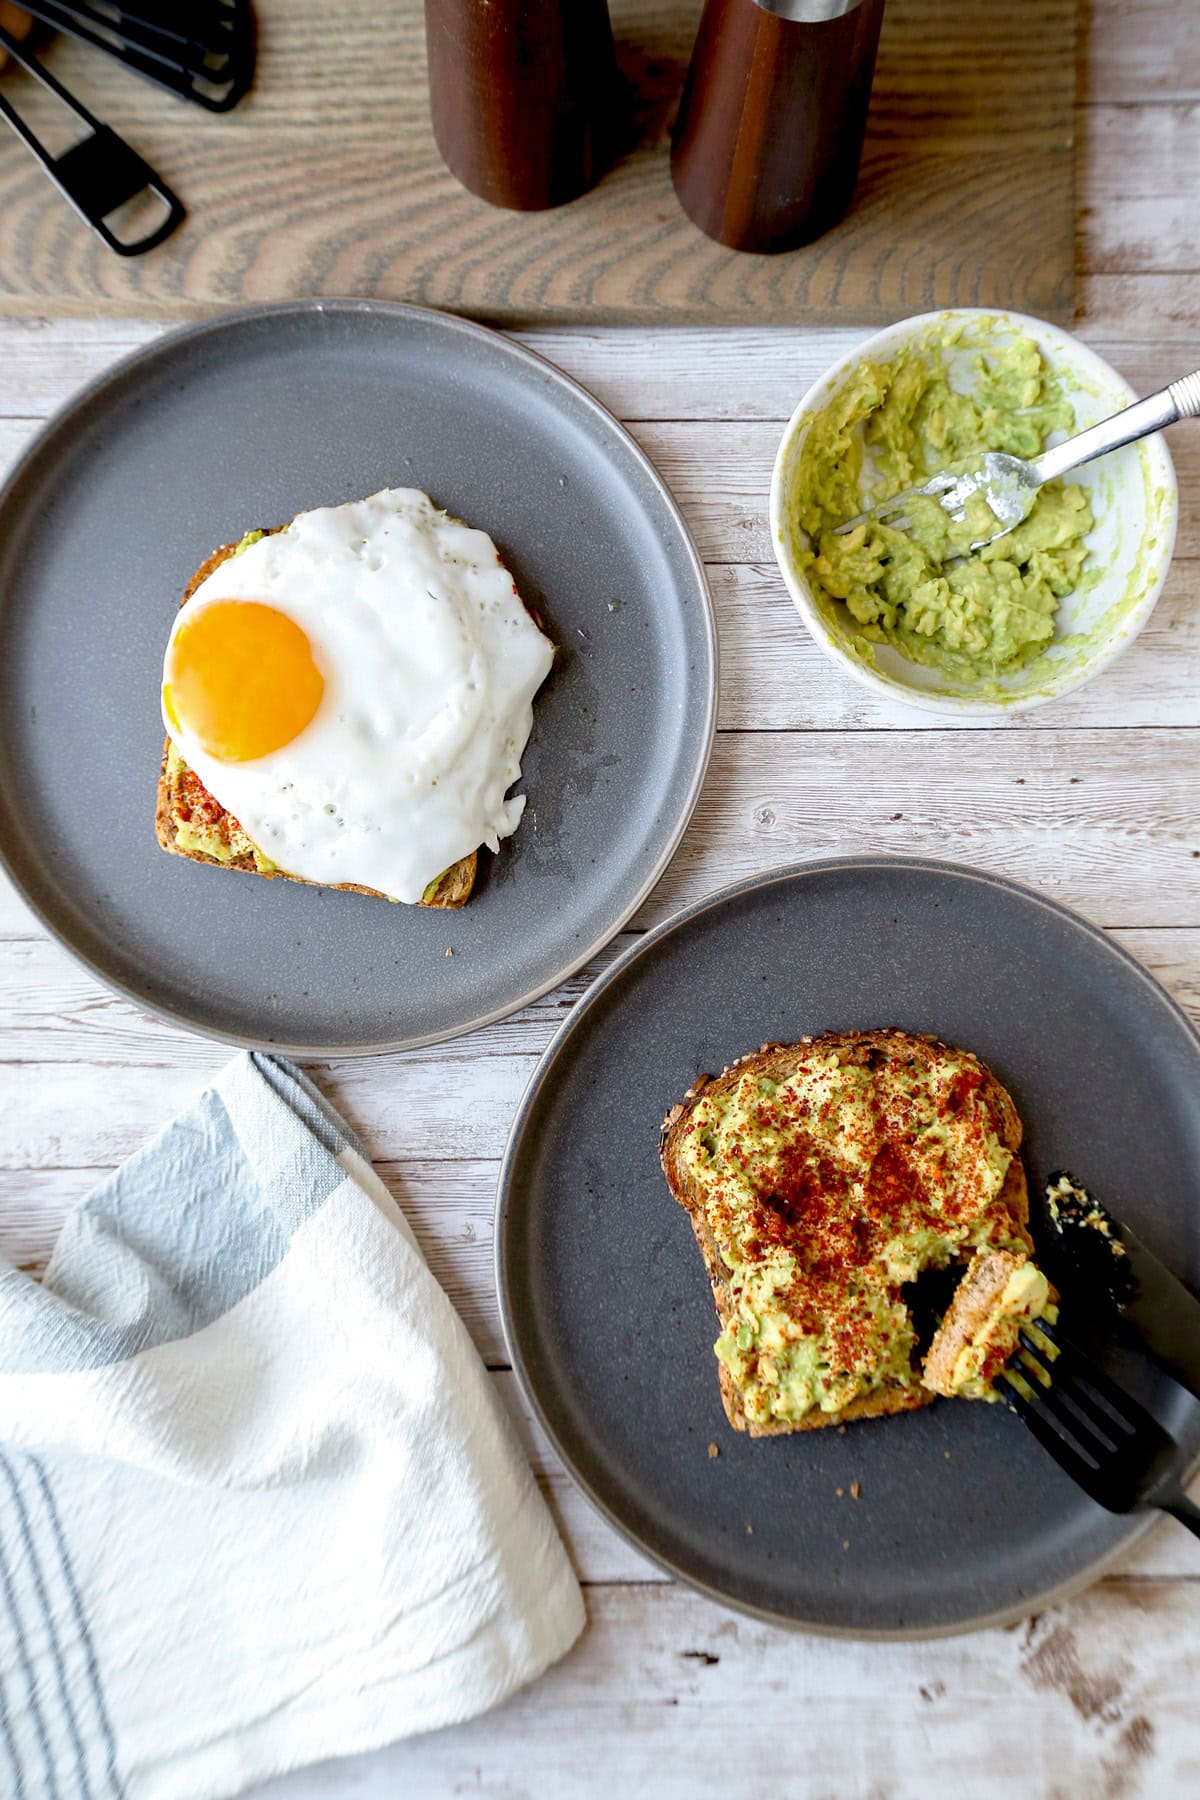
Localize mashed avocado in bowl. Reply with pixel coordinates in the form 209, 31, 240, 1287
770, 310, 1178, 714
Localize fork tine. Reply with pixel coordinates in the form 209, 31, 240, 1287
834, 470, 961, 536
1014, 1332, 1132, 1453
853, 494, 912, 527
996, 1310, 1195, 1522
934, 480, 974, 520
1029, 1321, 1147, 1435
997, 1368, 1107, 1486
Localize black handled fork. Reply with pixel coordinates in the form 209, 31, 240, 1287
998, 1315, 1200, 1539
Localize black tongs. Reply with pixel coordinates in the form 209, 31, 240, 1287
14, 1, 255, 112
0, 22, 184, 254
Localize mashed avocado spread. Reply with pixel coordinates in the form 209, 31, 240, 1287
790, 334, 1095, 679
678, 1045, 1028, 1427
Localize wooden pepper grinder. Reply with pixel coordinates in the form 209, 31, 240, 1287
425, 0, 618, 211
671, 0, 886, 253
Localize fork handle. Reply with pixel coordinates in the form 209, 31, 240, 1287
1157, 1486, 1200, 1543
1033, 369, 1200, 486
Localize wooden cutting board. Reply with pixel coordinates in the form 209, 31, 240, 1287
0, 0, 1076, 323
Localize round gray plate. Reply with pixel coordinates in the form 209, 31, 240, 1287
497, 857, 1200, 1637
0, 301, 714, 1054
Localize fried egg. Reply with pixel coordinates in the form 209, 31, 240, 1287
161, 488, 555, 903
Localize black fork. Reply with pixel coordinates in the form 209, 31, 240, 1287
998, 1315, 1200, 1539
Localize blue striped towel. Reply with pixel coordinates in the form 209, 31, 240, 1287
0, 1053, 584, 1800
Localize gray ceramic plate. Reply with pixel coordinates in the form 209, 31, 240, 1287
497, 857, 1200, 1637
0, 301, 714, 1054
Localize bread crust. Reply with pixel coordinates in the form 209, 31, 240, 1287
155, 529, 476, 908
660, 1029, 1029, 1436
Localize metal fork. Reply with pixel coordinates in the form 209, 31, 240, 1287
835, 368, 1200, 553
998, 1314, 1200, 1538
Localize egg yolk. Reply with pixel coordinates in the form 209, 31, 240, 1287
163, 600, 324, 763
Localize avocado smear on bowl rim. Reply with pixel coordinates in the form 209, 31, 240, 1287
788, 333, 1098, 681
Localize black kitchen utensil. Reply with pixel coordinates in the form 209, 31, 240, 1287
1040, 1172, 1200, 1405
999, 1314, 1200, 1541
0, 22, 184, 253
12, 0, 254, 110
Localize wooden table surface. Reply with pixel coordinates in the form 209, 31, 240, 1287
1, 3, 1198, 1794
0, 0, 1076, 324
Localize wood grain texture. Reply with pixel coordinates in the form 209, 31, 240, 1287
4, 404, 1198, 567
0, 0, 1076, 322
1085, 0, 1200, 103
2, 320, 1196, 425
0, 0, 1198, 1772
251, 1583, 1200, 1798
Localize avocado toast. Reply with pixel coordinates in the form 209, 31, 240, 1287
660, 1029, 1051, 1435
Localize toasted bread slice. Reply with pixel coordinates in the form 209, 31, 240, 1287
660, 1029, 1032, 1436
689, 1200, 936, 1435
155, 530, 476, 908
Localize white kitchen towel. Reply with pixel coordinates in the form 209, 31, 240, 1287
0, 1053, 585, 1800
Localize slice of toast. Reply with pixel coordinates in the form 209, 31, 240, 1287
660, 1029, 1032, 1436
155, 530, 475, 908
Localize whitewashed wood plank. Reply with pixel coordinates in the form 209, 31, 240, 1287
1114, 926, 1200, 1019
1086, 0, 1200, 103
524, 331, 1200, 423
3, 321, 1199, 431
1081, 274, 1200, 340
1, 926, 1195, 1076
4, 733, 1198, 940
711, 561, 1200, 732
0, 1056, 537, 1169
0, 874, 41, 937
0, 414, 39, 471
1081, 102, 1200, 276
0, 317, 162, 416
0, 932, 629, 1053
646, 730, 1200, 931
250, 1580, 1200, 1800
517, 325, 871, 421
0, 1166, 103, 1272
5, 408, 1194, 565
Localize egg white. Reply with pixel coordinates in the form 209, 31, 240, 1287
163, 488, 555, 904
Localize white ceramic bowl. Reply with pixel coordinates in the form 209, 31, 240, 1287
769, 309, 1178, 715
